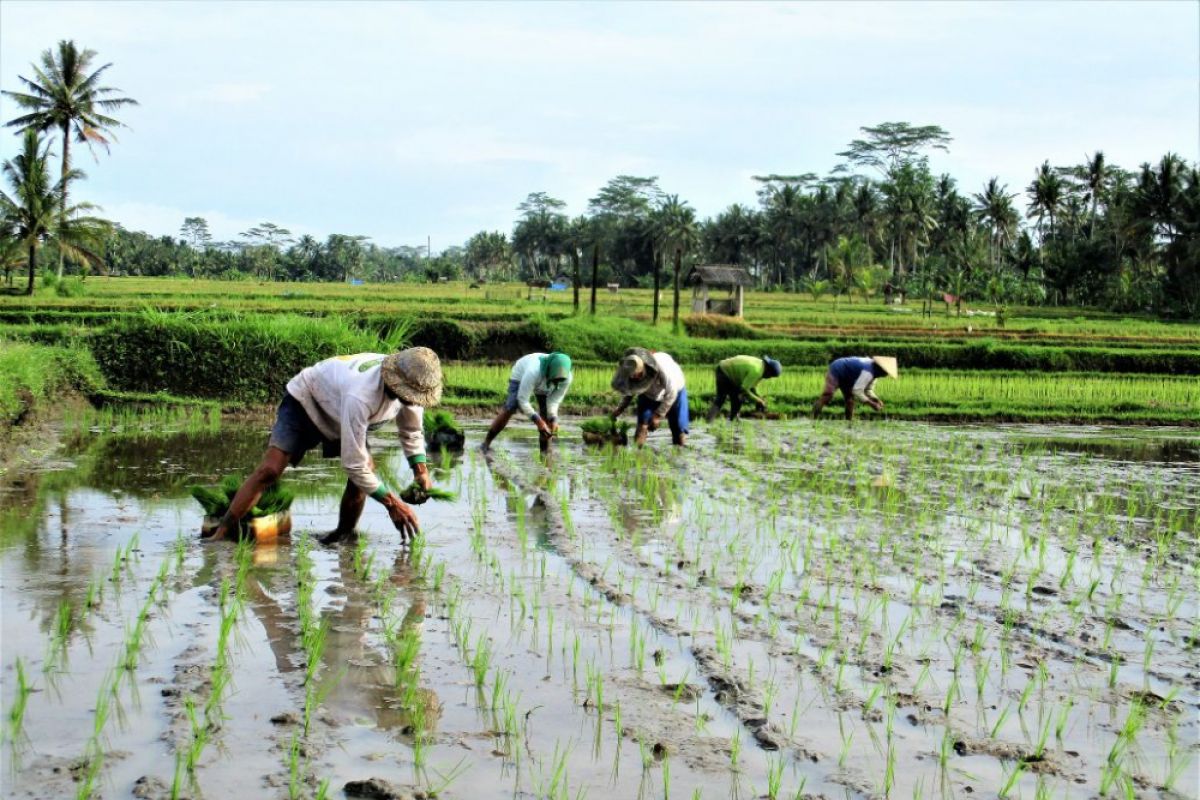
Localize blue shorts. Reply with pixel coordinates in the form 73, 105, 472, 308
636, 388, 689, 436
268, 393, 339, 464
503, 378, 549, 417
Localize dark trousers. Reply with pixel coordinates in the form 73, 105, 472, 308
708, 367, 745, 420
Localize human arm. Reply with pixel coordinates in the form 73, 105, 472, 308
544, 373, 572, 423
396, 405, 431, 489
612, 394, 632, 418
850, 372, 884, 411
654, 374, 681, 418
515, 364, 541, 420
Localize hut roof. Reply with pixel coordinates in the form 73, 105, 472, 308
688, 265, 753, 287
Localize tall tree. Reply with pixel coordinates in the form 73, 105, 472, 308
4, 40, 137, 278
837, 122, 952, 176
0, 128, 106, 294
655, 194, 698, 329
972, 178, 1019, 274
1026, 161, 1064, 242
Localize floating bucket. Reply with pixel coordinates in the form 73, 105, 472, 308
200, 510, 293, 543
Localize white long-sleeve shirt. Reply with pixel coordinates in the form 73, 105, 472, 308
286, 353, 425, 495
510, 353, 572, 420
641, 352, 686, 417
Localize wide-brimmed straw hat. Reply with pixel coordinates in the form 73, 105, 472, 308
871, 356, 899, 379
382, 347, 443, 406
611, 346, 658, 395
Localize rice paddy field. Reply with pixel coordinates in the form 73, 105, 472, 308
1, 412, 1197, 799
0, 278, 1197, 799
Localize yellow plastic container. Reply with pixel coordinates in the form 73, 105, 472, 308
200, 510, 293, 542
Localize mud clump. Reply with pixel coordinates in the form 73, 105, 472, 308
344, 777, 431, 799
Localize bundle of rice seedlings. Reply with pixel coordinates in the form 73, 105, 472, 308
188, 476, 295, 519
424, 409, 466, 451
399, 482, 457, 505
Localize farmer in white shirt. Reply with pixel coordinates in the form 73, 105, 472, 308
812, 356, 898, 421
610, 347, 689, 447
481, 352, 573, 452
204, 347, 444, 545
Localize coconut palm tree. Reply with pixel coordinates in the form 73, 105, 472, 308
972, 178, 1019, 273
0, 128, 107, 294
1026, 161, 1064, 242
4, 40, 137, 278
655, 194, 698, 328
1082, 151, 1108, 237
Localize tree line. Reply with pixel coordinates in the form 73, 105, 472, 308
2, 42, 1196, 317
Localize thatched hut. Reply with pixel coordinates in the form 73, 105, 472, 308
688, 265, 752, 317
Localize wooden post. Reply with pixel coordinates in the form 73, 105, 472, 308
571, 249, 580, 313
589, 244, 599, 315
671, 248, 682, 329
735, 284, 744, 317
652, 250, 661, 325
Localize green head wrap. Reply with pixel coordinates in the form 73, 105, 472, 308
540, 352, 572, 382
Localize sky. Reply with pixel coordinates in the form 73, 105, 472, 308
1, 1, 1197, 250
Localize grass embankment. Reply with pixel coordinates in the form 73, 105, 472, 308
1, 278, 1196, 424
0, 342, 102, 430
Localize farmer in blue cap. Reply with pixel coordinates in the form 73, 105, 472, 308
812, 356, 898, 421
705, 355, 783, 421
482, 352, 573, 452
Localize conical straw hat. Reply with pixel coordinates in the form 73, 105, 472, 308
383, 347, 443, 406
871, 356, 899, 379
611, 347, 658, 395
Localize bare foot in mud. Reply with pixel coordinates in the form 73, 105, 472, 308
319, 529, 357, 546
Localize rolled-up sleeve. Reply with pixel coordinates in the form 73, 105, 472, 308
851, 371, 875, 402
516, 366, 540, 419
340, 398, 380, 495
545, 374, 572, 420
397, 404, 426, 464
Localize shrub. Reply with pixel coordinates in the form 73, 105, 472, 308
89, 310, 384, 402
408, 318, 475, 359
54, 277, 87, 298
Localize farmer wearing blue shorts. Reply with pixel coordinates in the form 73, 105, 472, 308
204, 348, 444, 545
610, 347, 689, 447
812, 355, 898, 421
481, 352, 573, 453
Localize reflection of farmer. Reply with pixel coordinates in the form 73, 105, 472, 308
205, 348, 444, 544
812, 356, 898, 421
705, 355, 782, 422
481, 352, 573, 452
610, 348, 689, 447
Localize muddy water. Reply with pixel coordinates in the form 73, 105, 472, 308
0, 417, 1197, 799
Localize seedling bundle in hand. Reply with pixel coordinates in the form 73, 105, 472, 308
400, 482, 457, 505
189, 475, 296, 519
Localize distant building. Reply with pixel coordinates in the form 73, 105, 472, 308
688, 265, 752, 317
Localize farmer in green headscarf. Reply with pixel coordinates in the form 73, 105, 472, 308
705, 355, 782, 421
481, 352, 573, 452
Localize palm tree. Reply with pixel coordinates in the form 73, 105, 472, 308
4, 40, 137, 278
655, 194, 698, 329
972, 178, 1019, 273
1082, 151, 1108, 238
0, 128, 106, 294
1026, 161, 1064, 242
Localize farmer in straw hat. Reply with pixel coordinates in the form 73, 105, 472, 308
705, 355, 783, 422
610, 347, 689, 447
812, 356, 898, 421
481, 352, 573, 453
204, 348, 444, 545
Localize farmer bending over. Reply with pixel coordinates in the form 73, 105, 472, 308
812, 356, 897, 421
204, 348, 444, 545
481, 352, 573, 452
706, 355, 783, 422
610, 347, 689, 447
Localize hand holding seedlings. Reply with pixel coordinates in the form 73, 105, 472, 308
382, 493, 421, 541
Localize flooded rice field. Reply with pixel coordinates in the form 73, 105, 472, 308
1, 415, 1197, 799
